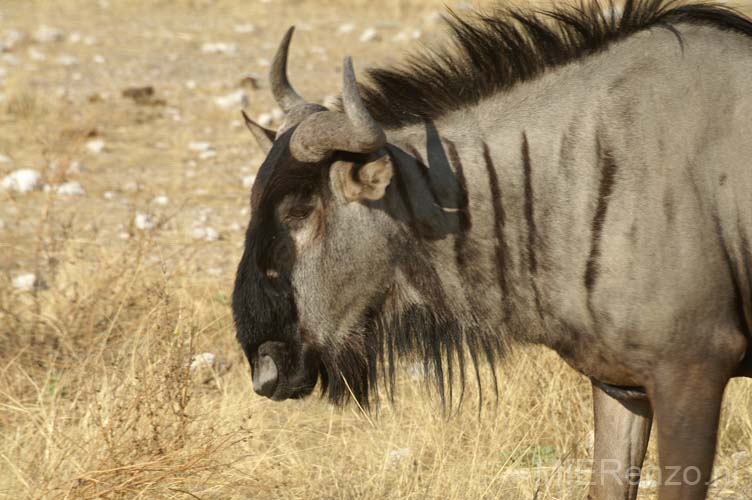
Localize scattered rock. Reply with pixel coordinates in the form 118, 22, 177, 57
2, 53, 20, 65
191, 226, 220, 241
134, 213, 156, 231
103, 191, 115, 200
1, 29, 26, 51
256, 57, 270, 67
93, 54, 105, 64
233, 23, 256, 34
338, 23, 356, 34
188, 141, 212, 152
85, 138, 106, 154
387, 448, 412, 465
152, 194, 169, 206
33, 25, 65, 43
57, 54, 78, 66
13, 273, 37, 292
1, 169, 41, 193
214, 89, 248, 110
56, 181, 85, 196
190, 352, 228, 383
199, 150, 216, 160
359, 28, 381, 43
201, 42, 237, 55
0, 153, 11, 163
66, 160, 85, 175
28, 47, 46, 61
271, 108, 284, 121
257, 113, 273, 127
242, 175, 256, 188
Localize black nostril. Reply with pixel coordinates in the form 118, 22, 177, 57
253, 354, 279, 397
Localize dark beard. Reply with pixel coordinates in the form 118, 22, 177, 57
317, 304, 505, 411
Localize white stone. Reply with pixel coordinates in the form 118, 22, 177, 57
257, 113, 273, 127
189, 352, 226, 382
191, 227, 206, 240
134, 213, 156, 230
85, 138, 105, 154
66, 160, 85, 175
271, 108, 284, 121
13, 273, 37, 292
214, 89, 248, 109
204, 227, 219, 241
1, 169, 41, 193
68, 32, 81, 44
201, 42, 237, 55
199, 150, 216, 160
359, 28, 381, 43
56, 181, 85, 196
28, 47, 46, 61
256, 57, 270, 67
103, 191, 115, 200
118, 231, 130, 240
207, 267, 223, 276
93, 54, 105, 64
33, 25, 65, 43
1, 29, 25, 51
83, 35, 97, 45
190, 352, 216, 370
152, 195, 169, 206
185, 79, 196, 90
230, 222, 243, 232
387, 448, 412, 465
0, 153, 10, 163
57, 54, 78, 66
233, 23, 256, 34
242, 175, 256, 189
338, 23, 356, 34
2, 54, 20, 66
188, 141, 211, 152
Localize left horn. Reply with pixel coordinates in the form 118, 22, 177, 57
290, 57, 386, 163
270, 26, 307, 113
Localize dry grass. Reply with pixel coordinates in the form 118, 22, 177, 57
1, 1, 752, 499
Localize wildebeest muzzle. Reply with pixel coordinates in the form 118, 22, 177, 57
251, 340, 320, 401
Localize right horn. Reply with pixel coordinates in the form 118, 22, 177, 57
289, 57, 386, 163
270, 26, 307, 113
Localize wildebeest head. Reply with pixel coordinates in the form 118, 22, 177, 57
233, 27, 399, 405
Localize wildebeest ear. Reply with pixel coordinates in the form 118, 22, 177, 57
242, 110, 275, 154
341, 156, 393, 202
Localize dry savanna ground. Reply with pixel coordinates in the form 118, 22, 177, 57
1, 0, 752, 499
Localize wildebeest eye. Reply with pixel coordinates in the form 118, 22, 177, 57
286, 203, 314, 222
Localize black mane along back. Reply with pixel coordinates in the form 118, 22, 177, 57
361, 0, 752, 128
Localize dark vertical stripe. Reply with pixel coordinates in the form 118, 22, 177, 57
483, 142, 509, 299
584, 136, 619, 312
522, 133, 544, 318
522, 133, 537, 274
445, 139, 472, 273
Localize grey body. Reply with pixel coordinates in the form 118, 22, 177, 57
234, 11, 752, 500
370, 24, 751, 387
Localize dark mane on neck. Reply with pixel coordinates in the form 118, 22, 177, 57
361, 0, 752, 128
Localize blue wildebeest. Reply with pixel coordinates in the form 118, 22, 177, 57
231, 1, 752, 498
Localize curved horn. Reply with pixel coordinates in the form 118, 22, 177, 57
289, 57, 386, 163
270, 26, 307, 112
341, 57, 386, 152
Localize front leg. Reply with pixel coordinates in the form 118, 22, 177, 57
589, 381, 652, 500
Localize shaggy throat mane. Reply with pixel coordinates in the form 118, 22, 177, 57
360, 0, 752, 127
